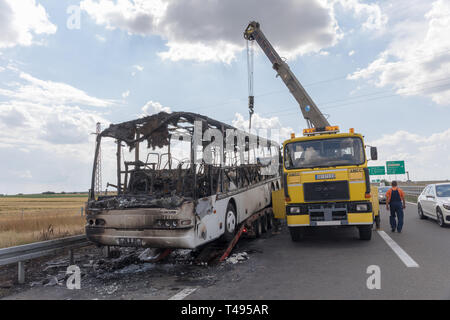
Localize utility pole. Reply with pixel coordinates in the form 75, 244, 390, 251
94, 122, 102, 195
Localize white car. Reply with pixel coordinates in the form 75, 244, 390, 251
417, 183, 450, 227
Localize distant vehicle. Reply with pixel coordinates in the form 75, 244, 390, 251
417, 183, 450, 227
378, 187, 390, 204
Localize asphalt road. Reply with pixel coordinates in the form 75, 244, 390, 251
187, 202, 450, 300
3, 202, 450, 300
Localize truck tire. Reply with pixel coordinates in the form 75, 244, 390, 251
289, 227, 305, 242
222, 202, 237, 242
358, 225, 372, 240
375, 215, 381, 229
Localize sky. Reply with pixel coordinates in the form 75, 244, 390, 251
0, 0, 449, 194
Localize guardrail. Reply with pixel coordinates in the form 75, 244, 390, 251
399, 185, 425, 196
0, 235, 91, 284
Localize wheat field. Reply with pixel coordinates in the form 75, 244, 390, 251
0, 195, 88, 248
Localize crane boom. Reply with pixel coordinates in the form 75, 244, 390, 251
244, 21, 330, 128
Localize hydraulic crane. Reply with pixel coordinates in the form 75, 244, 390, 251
244, 21, 381, 241
244, 21, 330, 129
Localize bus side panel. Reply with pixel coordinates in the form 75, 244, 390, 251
272, 189, 286, 219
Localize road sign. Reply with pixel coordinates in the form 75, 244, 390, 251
368, 166, 386, 175
386, 161, 405, 175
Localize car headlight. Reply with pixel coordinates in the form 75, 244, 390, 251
443, 204, 450, 210
356, 204, 369, 211
290, 207, 301, 214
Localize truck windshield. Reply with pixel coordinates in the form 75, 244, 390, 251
436, 184, 450, 197
284, 137, 365, 169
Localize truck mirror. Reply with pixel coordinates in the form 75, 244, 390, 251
370, 147, 378, 161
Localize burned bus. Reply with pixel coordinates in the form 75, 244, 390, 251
85, 112, 281, 249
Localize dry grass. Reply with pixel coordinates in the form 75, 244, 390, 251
0, 196, 88, 248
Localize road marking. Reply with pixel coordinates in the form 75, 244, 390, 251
377, 231, 419, 268
406, 201, 417, 206
168, 287, 197, 300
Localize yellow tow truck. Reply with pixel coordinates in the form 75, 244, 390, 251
244, 21, 380, 241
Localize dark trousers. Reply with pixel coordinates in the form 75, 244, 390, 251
389, 202, 404, 231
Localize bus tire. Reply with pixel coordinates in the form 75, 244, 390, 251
289, 227, 305, 242
267, 212, 274, 230
261, 214, 268, 233
358, 225, 372, 240
253, 218, 262, 238
223, 202, 237, 242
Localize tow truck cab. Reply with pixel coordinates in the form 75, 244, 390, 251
272, 126, 380, 241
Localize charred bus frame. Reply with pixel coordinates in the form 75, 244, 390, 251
86, 112, 281, 249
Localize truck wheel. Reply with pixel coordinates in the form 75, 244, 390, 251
359, 225, 372, 240
375, 215, 381, 229
289, 227, 305, 242
223, 202, 237, 242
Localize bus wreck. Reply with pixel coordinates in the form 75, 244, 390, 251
85, 112, 281, 249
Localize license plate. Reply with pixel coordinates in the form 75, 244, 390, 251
315, 173, 336, 180
118, 238, 143, 246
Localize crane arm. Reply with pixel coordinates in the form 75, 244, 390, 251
244, 21, 330, 128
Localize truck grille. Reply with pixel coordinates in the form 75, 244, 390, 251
303, 181, 350, 202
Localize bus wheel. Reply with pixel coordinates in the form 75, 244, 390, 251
261, 214, 268, 233
253, 218, 262, 238
289, 227, 305, 242
267, 212, 274, 230
358, 225, 372, 240
223, 202, 237, 242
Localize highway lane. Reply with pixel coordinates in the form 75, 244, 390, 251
187, 203, 450, 300
3, 202, 450, 300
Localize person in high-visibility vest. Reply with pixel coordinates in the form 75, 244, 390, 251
385, 181, 406, 233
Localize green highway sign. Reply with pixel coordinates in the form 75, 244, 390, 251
368, 166, 386, 175
386, 161, 406, 175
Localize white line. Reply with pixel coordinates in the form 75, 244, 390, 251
168, 287, 198, 300
377, 231, 419, 268
406, 201, 417, 206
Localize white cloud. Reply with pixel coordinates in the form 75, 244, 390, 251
232, 112, 294, 144
333, 0, 388, 31
141, 100, 171, 116
131, 64, 144, 76
347, 0, 450, 105
121, 90, 130, 98
80, 0, 349, 63
0, 67, 113, 194
0, 71, 114, 107
348, 50, 355, 56
0, 0, 57, 48
368, 128, 450, 181
95, 34, 106, 42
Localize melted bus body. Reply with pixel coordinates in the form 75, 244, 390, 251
85, 112, 281, 249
